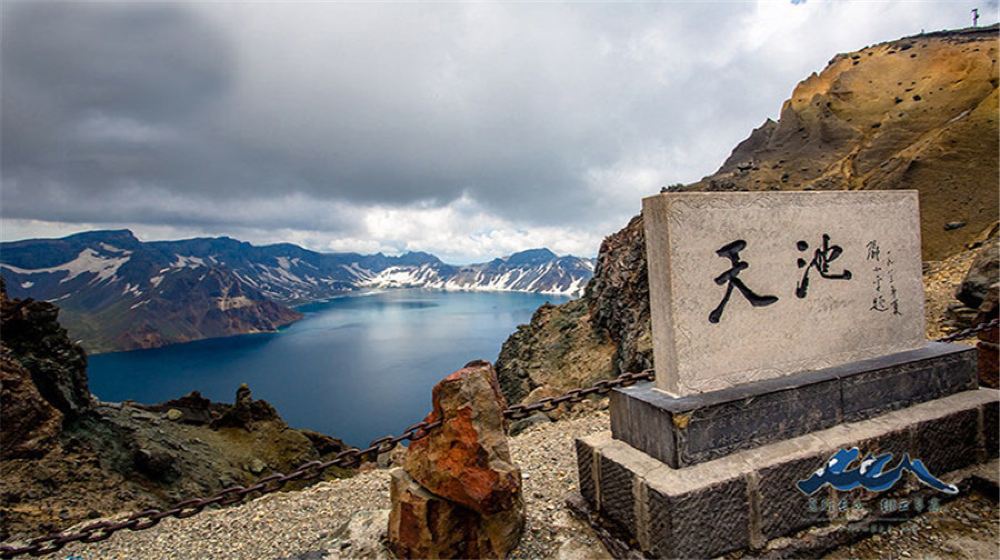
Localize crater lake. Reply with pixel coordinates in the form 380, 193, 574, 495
87, 289, 569, 446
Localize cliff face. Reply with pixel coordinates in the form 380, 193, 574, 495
496, 26, 999, 403
699, 25, 998, 261
495, 298, 616, 405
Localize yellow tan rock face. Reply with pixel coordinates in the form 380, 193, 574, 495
696, 26, 999, 261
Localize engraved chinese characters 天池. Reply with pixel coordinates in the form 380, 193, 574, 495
708, 234, 854, 324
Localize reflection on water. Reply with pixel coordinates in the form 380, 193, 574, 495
88, 289, 567, 446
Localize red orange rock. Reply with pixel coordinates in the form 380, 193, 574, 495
390, 360, 524, 558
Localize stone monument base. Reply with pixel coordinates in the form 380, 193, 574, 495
576, 389, 998, 559
611, 343, 977, 469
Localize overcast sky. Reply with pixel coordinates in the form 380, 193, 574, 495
2, 1, 995, 263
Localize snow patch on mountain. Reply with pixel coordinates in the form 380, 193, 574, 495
1, 248, 132, 285
173, 255, 206, 268
360, 256, 592, 297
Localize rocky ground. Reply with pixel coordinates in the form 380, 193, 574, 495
824, 489, 999, 559
54, 409, 613, 560
923, 244, 984, 341
49, 408, 997, 560
0, 281, 350, 541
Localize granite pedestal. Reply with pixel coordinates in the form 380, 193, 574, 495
611, 342, 977, 468
577, 389, 999, 559
576, 344, 997, 558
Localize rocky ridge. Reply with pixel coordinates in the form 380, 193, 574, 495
0, 281, 349, 540
496, 25, 1000, 405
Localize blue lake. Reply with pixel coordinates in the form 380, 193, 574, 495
88, 289, 568, 446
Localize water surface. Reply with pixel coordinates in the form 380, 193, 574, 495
88, 289, 567, 446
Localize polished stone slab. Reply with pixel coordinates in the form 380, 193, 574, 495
610, 342, 976, 468
579, 388, 999, 559
642, 191, 926, 397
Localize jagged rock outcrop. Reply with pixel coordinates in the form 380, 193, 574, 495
210, 383, 281, 430
388, 361, 524, 558
589, 215, 654, 375
496, 298, 616, 406
0, 279, 90, 415
0, 346, 63, 459
0, 280, 70, 459
495, 26, 999, 406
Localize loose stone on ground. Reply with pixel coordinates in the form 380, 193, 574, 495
57, 411, 612, 560
55, 407, 998, 560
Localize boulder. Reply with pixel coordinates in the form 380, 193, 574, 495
976, 283, 999, 388
389, 468, 485, 558
390, 360, 524, 558
957, 235, 999, 310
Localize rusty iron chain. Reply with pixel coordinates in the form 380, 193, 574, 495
934, 317, 998, 343
0, 420, 442, 558
502, 369, 655, 421
1, 318, 994, 558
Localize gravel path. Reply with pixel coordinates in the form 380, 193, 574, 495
47, 409, 1000, 559
57, 413, 612, 560
825, 491, 999, 559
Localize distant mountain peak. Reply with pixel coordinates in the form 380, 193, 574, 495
394, 251, 442, 266
505, 248, 557, 266
68, 229, 139, 243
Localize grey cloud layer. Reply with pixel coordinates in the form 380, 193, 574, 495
1, 1, 988, 249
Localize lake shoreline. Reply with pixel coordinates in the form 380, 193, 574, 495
87, 289, 570, 446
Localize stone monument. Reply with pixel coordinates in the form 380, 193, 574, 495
574, 191, 998, 558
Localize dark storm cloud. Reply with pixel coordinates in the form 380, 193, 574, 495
1, 1, 988, 258
0, 1, 757, 232
1, 1, 249, 226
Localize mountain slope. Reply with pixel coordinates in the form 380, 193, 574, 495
1, 231, 593, 352
1, 231, 303, 352
496, 25, 999, 404
361, 248, 594, 296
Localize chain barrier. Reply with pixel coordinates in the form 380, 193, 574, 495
1, 319, 994, 558
0, 419, 441, 558
503, 369, 654, 421
934, 317, 998, 343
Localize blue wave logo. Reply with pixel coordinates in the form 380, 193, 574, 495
796, 447, 958, 496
